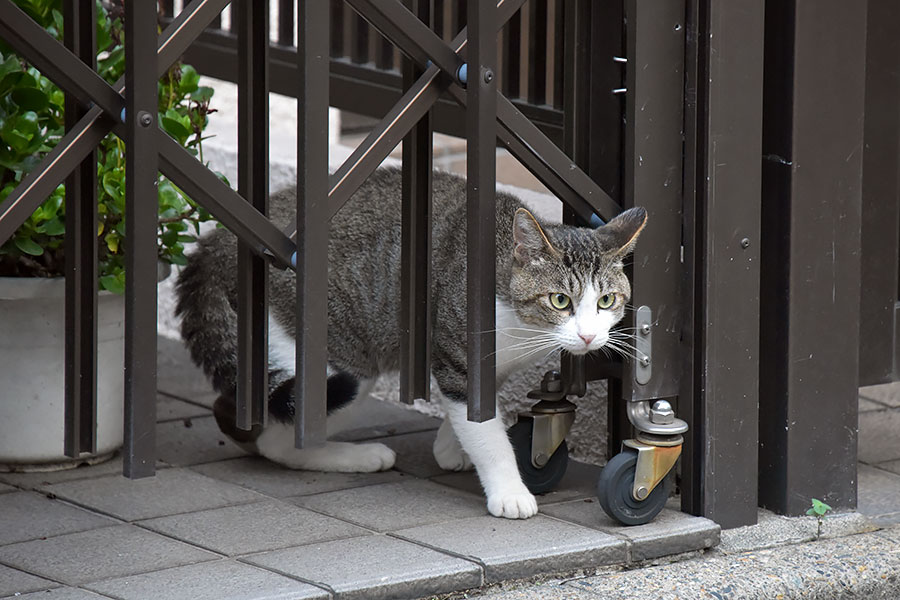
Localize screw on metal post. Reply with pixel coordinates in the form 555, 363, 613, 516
137, 111, 153, 127
640, 323, 651, 335
741, 237, 751, 249
483, 69, 494, 84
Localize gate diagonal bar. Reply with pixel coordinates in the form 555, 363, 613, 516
283, 0, 619, 241
0, 0, 294, 269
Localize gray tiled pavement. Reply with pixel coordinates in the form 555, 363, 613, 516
4, 338, 899, 598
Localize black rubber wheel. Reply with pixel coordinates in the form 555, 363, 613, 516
596, 449, 672, 525
508, 418, 569, 494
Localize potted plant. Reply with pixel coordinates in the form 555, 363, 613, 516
0, 0, 218, 470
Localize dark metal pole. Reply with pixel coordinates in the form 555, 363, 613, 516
63, 0, 98, 457
295, 1, 330, 448
399, 0, 433, 405
685, 0, 764, 527
758, 0, 866, 517
235, 0, 270, 430
123, 0, 159, 478
466, 0, 497, 422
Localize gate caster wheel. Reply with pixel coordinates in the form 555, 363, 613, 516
597, 449, 672, 525
508, 419, 569, 494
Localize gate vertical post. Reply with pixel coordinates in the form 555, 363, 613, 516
123, 0, 159, 478
466, 0, 497, 422
400, 0, 433, 406
236, 0, 270, 429
296, 2, 330, 447
682, 0, 765, 528
63, 0, 98, 457
758, 0, 866, 515
858, 0, 900, 386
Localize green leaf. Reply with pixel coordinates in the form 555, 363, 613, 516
809, 498, 832, 517
11, 86, 49, 111
13, 236, 43, 256
0, 55, 20, 81
190, 86, 214, 103
160, 115, 191, 142
41, 216, 65, 236
179, 64, 200, 94
100, 273, 125, 294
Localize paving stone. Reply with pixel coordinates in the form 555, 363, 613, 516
858, 464, 900, 520
245, 534, 482, 600
87, 559, 328, 600
541, 502, 719, 561
292, 479, 486, 532
0, 457, 167, 491
860, 381, 900, 407
13, 588, 113, 599
875, 458, 900, 475
0, 491, 117, 545
191, 456, 406, 497
40, 468, 264, 521
157, 393, 211, 423
394, 514, 626, 582
0, 563, 55, 597
433, 459, 602, 506
380, 430, 446, 478
0, 525, 217, 586
156, 415, 250, 466
139, 499, 370, 556
157, 336, 218, 407
329, 395, 440, 443
858, 409, 900, 464
860, 396, 887, 413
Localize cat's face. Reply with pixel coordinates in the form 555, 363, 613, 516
508, 208, 646, 356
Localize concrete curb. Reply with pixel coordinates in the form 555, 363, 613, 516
442, 517, 898, 600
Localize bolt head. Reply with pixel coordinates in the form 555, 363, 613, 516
138, 111, 153, 127
635, 486, 649, 500
640, 323, 651, 335
534, 453, 548, 467
483, 69, 494, 84
740, 237, 751, 249
650, 400, 675, 424
640, 355, 651, 367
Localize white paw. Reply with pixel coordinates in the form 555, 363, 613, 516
333, 442, 396, 473
433, 432, 473, 472
486, 486, 539, 519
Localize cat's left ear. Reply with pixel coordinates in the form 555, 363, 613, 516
513, 208, 560, 264
599, 207, 648, 256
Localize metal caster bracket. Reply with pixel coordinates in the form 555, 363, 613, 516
623, 437, 683, 501
528, 404, 576, 469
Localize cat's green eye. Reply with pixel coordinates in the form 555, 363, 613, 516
549, 293, 571, 310
598, 294, 615, 310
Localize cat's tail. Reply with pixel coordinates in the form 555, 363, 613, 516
175, 235, 240, 395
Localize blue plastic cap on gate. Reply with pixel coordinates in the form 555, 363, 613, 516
589, 213, 605, 228
120, 107, 126, 123
291, 251, 297, 269
457, 63, 468, 85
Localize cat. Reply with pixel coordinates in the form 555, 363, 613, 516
175, 167, 646, 519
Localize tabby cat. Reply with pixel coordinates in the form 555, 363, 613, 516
176, 167, 646, 519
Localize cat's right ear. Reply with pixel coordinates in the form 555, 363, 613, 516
513, 208, 559, 264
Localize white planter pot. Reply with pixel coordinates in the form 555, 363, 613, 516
0, 277, 125, 471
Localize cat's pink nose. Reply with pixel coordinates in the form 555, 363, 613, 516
579, 333, 595, 346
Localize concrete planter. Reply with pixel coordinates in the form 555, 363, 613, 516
0, 277, 125, 471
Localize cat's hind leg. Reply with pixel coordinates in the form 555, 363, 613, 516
433, 418, 473, 472
257, 373, 396, 473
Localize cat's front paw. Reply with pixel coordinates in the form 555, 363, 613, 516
486, 487, 539, 519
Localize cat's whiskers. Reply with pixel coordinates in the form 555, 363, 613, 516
495, 339, 562, 366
